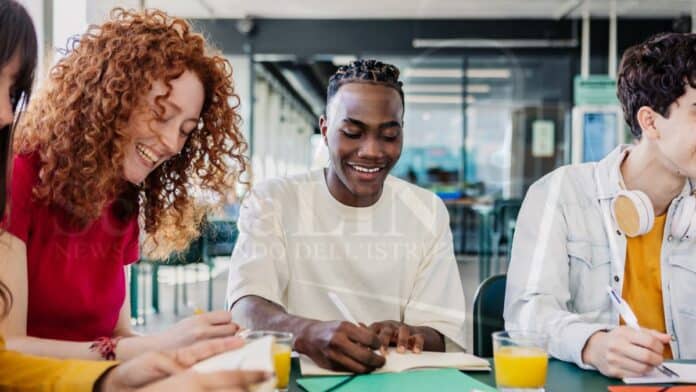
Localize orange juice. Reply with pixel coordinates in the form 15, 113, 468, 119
494, 346, 548, 388
272, 343, 292, 388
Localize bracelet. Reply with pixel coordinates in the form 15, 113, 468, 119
90, 336, 122, 360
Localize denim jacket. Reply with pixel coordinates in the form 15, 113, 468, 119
504, 145, 696, 368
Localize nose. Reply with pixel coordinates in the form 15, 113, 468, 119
0, 91, 14, 129
157, 127, 180, 156
356, 135, 384, 160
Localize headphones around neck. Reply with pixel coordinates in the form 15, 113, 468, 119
611, 187, 696, 240
599, 164, 696, 240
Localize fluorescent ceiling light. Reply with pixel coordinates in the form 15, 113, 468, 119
405, 95, 475, 105
404, 84, 490, 94
467, 69, 511, 78
403, 68, 511, 79
331, 55, 357, 66
412, 38, 578, 48
253, 54, 297, 62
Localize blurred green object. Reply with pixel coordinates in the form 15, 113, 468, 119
296, 368, 496, 392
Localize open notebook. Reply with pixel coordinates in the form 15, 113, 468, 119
192, 336, 276, 392
623, 363, 696, 384
300, 348, 491, 376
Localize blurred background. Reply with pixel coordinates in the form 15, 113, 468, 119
18, 0, 696, 345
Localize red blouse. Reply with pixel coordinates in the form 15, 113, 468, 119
3, 153, 139, 341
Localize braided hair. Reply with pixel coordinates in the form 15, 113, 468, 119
326, 59, 404, 109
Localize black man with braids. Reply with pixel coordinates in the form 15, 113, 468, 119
227, 59, 467, 373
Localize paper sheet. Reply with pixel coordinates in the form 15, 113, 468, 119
623, 363, 696, 384
300, 348, 490, 376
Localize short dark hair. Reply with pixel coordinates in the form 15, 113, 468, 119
326, 59, 404, 111
617, 32, 696, 138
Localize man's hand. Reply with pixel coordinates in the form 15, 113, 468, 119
581, 326, 671, 378
295, 320, 385, 373
368, 320, 425, 354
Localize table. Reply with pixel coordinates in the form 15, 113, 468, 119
287, 358, 695, 391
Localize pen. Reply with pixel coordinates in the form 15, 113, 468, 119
606, 286, 679, 378
327, 291, 388, 357
327, 291, 359, 324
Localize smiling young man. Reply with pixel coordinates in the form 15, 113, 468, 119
227, 60, 467, 373
505, 33, 696, 378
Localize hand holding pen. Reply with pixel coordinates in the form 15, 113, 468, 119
292, 292, 385, 374
328, 292, 428, 355
606, 287, 678, 378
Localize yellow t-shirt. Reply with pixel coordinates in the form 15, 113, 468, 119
622, 214, 672, 359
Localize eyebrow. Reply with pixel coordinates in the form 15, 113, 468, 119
342, 117, 402, 131
160, 99, 200, 124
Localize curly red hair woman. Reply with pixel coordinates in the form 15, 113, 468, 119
1, 8, 249, 361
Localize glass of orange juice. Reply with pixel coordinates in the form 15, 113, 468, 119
241, 330, 294, 391
492, 331, 549, 392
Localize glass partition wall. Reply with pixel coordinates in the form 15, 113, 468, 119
256, 50, 574, 257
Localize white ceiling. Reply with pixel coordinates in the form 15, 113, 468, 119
140, 0, 696, 20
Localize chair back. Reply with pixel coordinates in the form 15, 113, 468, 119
492, 198, 522, 238
472, 274, 507, 357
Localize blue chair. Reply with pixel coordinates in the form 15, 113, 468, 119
484, 198, 522, 279
472, 274, 507, 357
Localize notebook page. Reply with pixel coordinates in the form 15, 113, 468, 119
623, 363, 696, 384
385, 350, 490, 372
300, 348, 490, 376
193, 335, 274, 373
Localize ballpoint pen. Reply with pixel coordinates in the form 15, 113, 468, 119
327, 291, 359, 325
606, 286, 679, 378
327, 291, 388, 357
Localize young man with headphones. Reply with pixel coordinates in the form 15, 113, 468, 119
504, 32, 696, 378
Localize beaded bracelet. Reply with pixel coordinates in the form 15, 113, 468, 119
89, 336, 122, 360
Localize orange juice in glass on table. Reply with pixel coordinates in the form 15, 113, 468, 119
493, 331, 549, 392
241, 330, 294, 391
272, 340, 292, 389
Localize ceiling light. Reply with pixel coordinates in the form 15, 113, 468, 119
403, 68, 511, 79
467, 69, 511, 78
253, 54, 297, 62
404, 84, 491, 94
412, 38, 577, 48
331, 55, 358, 66
405, 95, 476, 105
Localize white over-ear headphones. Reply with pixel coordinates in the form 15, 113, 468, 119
611, 185, 696, 240
597, 154, 696, 240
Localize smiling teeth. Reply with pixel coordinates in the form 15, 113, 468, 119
351, 165, 382, 173
136, 144, 159, 164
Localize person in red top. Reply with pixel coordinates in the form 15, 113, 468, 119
0, 8, 249, 361
9, 152, 141, 341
